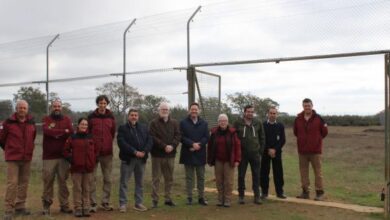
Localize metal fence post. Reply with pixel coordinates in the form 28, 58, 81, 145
46, 34, 60, 114
123, 18, 136, 123
385, 53, 390, 218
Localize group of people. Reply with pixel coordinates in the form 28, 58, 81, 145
0, 96, 328, 220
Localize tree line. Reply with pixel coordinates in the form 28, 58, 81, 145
0, 83, 381, 127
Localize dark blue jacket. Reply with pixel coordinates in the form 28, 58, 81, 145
117, 122, 153, 163
179, 116, 209, 166
263, 121, 286, 153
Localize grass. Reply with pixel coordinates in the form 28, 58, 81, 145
0, 126, 386, 219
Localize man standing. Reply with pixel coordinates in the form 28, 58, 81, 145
234, 105, 265, 205
0, 100, 36, 220
294, 98, 328, 201
88, 95, 116, 212
41, 99, 74, 215
260, 106, 286, 199
117, 109, 153, 213
179, 103, 209, 206
149, 102, 181, 208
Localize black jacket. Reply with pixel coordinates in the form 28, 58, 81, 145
263, 121, 286, 153
117, 122, 153, 162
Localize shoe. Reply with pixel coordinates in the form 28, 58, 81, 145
314, 190, 325, 201
101, 203, 114, 211
254, 196, 262, 205
74, 209, 83, 217
260, 193, 268, 200
90, 203, 97, 213
15, 208, 31, 216
42, 201, 51, 216
238, 196, 245, 204
119, 204, 127, 213
223, 201, 231, 207
133, 204, 148, 212
164, 200, 176, 207
216, 201, 224, 207
198, 198, 208, 206
83, 209, 91, 217
277, 194, 287, 199
152, 200, 158, 208
60, 206, 73, 214
186, 197, 192, 205
296, 190, 310, 199
2, 212, 13, 220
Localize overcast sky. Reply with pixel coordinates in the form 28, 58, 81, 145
0, 0, 389, 115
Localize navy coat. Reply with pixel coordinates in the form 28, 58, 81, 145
179, 116, 209, 166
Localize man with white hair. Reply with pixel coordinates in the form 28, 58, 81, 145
41, 99, 74, 216
0, 100, 36, 220
149, 102, 181, 208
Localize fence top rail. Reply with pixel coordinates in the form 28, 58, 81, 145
191, 50, 390, 67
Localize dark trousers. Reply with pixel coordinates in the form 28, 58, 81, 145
260, 151, 284, 196
238, 153, 261, 197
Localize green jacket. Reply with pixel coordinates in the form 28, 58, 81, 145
234, 118, 265, 156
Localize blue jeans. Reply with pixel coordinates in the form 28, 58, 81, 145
119, 159, 145, 206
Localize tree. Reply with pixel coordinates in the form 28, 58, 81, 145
96, 82, 143, 116
0, 100, 13, 120
13, 86, 46, 120
226, 92, 279, 120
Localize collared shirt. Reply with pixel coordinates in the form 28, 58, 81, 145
267, 119, 277, 125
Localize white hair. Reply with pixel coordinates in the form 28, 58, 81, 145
15, 100, 28, 109
218, 113, 228, 122
158, 102, 170, 110
51, 98, 62, 105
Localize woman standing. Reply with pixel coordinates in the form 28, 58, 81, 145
64, 118, 98, 217
207, 114, 241, 207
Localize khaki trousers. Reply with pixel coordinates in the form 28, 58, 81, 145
298, 154, 324, 191
215, 160, 234, 203
4, 161, 31, 213
151, 157, 175, 202
72, 173, 92, 210
41, 159, 70, 208
90, 155, 113, 205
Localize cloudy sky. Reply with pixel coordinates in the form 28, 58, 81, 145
0, 0, 389, 115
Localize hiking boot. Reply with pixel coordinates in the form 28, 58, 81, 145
314, 190, 325, 201
42, 201, 51, 216
15, 208, 31, 216
60, 206, 73, 214
198, 198, 208, 206
133, 204, 148, 212
238, 196, 245, 204
152, 200, 158, 208
254, 196, 262, 205
2, 212, 13, 220
296, 190, 310, 199
277, 194, 287, 199
90, 203, 97, 213
186, 197, 193, 205
83, 209, 91, 217
164, 200, 176, 207
119, 204, 127, 213
74, 209, 83, 217
223, 201, 231, 207
101, 203, 114, 211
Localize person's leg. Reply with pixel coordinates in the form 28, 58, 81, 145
15, 161, 31, 210
184, 165, 195, 201
4, 161, 19, 214
297, 154, 310, 198
260, 153, 271, 196
237, 156, 249, 199
151, 157, 162, 204
195, 165, 206, 200
249, 154, 261, 203
311, 154, 324, 200
224, 162, 235, 206
41, 159, 57, 212
119, 161, 131, 207
89, 158, 99, 207
58, 159, 71, 211
162, 158, 175, 202
134, 159, 146, 206
214, 160, 224, 205
100, 155, 113, 206
272, 152, 285, 196
72, 173, 82, 212
82, 173, 92, 216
